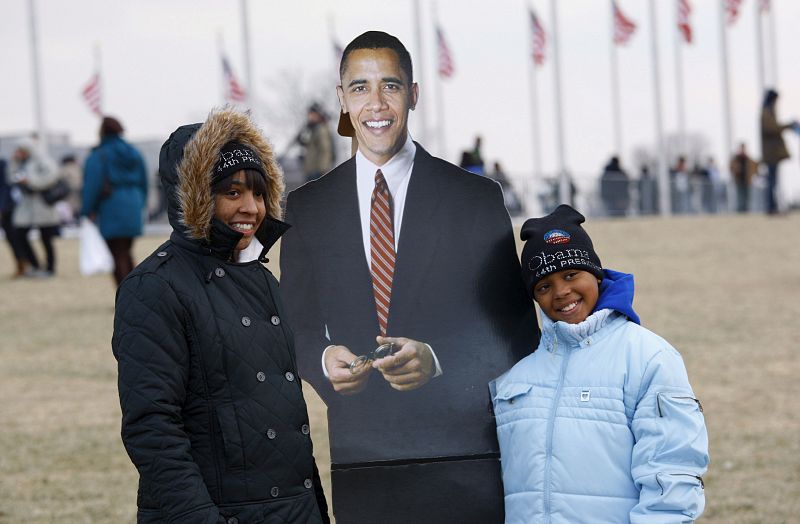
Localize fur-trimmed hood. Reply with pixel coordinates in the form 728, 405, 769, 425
158, 108, 286, 258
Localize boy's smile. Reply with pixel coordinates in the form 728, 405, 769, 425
533, 270, 600, 324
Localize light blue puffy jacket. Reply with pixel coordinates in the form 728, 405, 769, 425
490, 271, 708, 523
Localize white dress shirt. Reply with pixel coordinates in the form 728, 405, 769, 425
355, 135, 416, 259
322, 135, 442, 378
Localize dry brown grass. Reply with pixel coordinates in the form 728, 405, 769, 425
1, 213, 798, 523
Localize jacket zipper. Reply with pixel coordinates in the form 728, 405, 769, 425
656, 393, 704, 416
656, 473, 705, 494
544, 336, 571, 523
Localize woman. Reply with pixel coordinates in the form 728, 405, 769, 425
112, 109, 329, 523
9, 141, 60, 277
81, 116, 148, 286
760, 89, 794, 215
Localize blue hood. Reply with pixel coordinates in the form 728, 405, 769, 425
101, 136, 145, 185
593, 268, 640, 325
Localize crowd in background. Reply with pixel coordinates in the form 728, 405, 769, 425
0, 88, 797, 282
0, 117, 147, 284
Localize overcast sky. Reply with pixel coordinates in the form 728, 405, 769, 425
2, 0, 799, 202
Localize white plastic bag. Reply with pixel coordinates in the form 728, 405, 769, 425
79, 217, 113, 276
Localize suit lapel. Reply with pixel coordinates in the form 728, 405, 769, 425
389, 145, 443, 332
323, 160, 364, 257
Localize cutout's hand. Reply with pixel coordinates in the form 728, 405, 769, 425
372, 336, 435, 391
325, 345, 371, 395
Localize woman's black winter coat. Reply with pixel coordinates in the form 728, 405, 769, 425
112, 110, 328, 523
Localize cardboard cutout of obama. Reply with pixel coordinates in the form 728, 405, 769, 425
280, 31, 539, 523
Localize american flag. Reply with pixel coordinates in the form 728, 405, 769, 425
725, 0, 744, 25
677, 0, 693, 44
613, 1, 637, 45
529, 9, 547, 66
436, 26, 455, 78
81, 73, 102, 116
222, 56, 246, 103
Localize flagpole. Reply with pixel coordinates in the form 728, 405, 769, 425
718, 0, 734, 198
673, 0, 687, 156
94, 44, 103, 116
413, 0, 428, 145
27, 0, 47, 151
648, 0, 670, 216
609, 0, 622, 155
549, 0, 568, 205
240, 0, 253, 107
767, 1, 778, 88
432, 2, 447, 159
754, 0, 765, 97
528, 34, 543, 189
217, 32, 225, 104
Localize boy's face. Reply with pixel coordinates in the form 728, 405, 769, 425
532, 269, 600, 324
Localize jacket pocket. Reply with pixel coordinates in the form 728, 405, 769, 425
652, 471, 705, 519
654, 392, 708, 468
491, 382, 533, 414
215, 403, 245, 471
219, 492, 320, 524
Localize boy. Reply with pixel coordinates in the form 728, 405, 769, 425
490, 205, 709, 523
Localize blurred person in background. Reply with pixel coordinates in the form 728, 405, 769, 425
490, 161, 524, 217
600, 155, 630, 217
458, 135, 486, 175
112, 109, 328, 523
670, 156, 691, 214
81, 116, 148, 287
9, 140, 60, 277
59, 154, 83, 224
760, 89, 796, 215
0, 150, 28, 277
638, 164, 658, 215
470, 135, 485, 174
690, 161, 709, 214
295, 102, 335, 182
703, 156, 724, 213
730, 143, 758, 213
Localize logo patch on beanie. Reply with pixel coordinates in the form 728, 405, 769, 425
544, 229, 571, 245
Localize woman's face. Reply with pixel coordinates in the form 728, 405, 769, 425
213, 171, 266, 252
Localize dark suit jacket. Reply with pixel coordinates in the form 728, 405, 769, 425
280, 144, 539, 523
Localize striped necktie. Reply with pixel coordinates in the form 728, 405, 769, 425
369, 169, 395, 336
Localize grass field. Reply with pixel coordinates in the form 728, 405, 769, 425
1, 213, 798, 523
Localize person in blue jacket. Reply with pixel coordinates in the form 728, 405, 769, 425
81, 116, 148, 286
490, 204, 709, 523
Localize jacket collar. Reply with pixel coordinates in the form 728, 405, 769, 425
540, 309, 621, 351
171, 215, 290, 262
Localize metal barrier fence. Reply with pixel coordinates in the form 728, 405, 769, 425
503, 172, 771, 219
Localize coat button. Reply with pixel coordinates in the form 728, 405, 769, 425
304, 478, 313, 489
270, 486, 280, 498
301, 424, 310, 435
227, 518, 238, 524
256, 371, 266, 382
284, 371, 295, 382
266, 428, 276, 439
241, 316, 251, 327
270, 315, 281, 326
156, 251, 167, 257
215, 267, 226, 278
